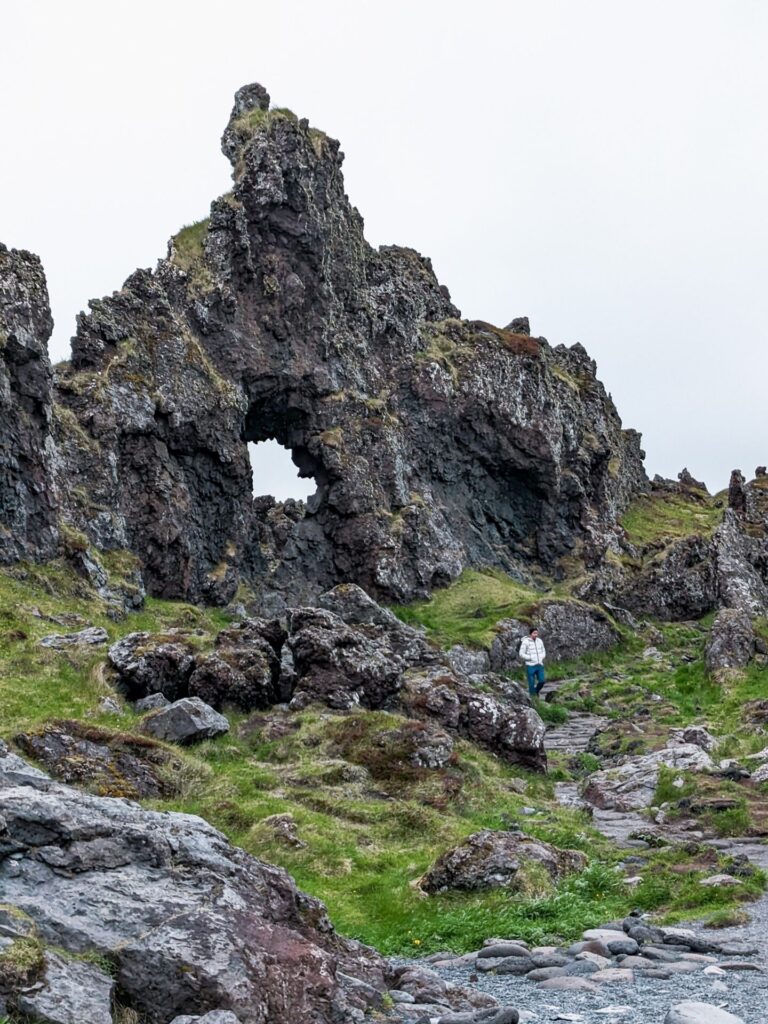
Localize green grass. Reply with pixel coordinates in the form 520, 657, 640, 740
1, 558, 765, 958
0, 560, 230, 735
392, 568, 543, 647
620, 490, 724, 548
170, 218, 212, 286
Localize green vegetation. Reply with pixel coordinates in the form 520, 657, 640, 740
620, 490, 724, 548
393, 568, 542, 647
170, 218, 213, 289
0, 558, 766, 957
0, 936, 44, 988
0, 561, 230, 735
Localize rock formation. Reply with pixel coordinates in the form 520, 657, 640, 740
0, 739, 387, 1023
1, 83, 648, 609
0, 244, 58, 564
107, 583, 548, 771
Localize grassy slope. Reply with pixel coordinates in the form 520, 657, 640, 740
1, 490, 766, 956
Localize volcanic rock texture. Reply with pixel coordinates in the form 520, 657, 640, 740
0, 83, 647, 608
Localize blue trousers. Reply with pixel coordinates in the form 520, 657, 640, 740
526, 663, 545, 696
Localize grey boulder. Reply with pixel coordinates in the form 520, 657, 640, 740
14, 951, 114, 1024
140, 696, 230, 744
0, 751, 386, 1023
419, 830, 586, 893
38, 626, 109, 649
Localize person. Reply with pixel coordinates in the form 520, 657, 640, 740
519, 626, 546, 697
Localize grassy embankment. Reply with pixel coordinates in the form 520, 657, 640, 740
2, 492, 765, 955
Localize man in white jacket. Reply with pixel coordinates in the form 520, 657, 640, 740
519, 626, 546, 697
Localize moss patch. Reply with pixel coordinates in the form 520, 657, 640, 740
392, 568, 543, 648
621, 490, 724, 548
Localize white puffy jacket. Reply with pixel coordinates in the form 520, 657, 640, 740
519, 636, 546, 666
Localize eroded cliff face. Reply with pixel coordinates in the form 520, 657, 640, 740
1, 83, 648, 607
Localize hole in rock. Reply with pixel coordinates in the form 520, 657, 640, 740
247, 439, 316, 503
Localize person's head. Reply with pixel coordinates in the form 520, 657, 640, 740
529, 627, 538, 638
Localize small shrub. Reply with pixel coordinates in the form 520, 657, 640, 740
704, 803, 752, 837
705, 908, 750, 928
533, 699, 568, 726
654, 766, 697, 806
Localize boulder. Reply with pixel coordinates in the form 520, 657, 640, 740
489, 619, 528, 673
140, 697, 230, 744
14, 951, 114, 1024
400, 668, 546, 771
582, 744, 714, 811
108, 632, 196, 702
447, 645, 491, 677
188, 652, 278, 713
664, 1002, 745, 1024
316, 583, 404, 628
419, 829, 586, 893
667, 726, 718, 752
13, 721, 183, 798
0, 749, 387, 1023
135, 692, 171, 711
531, 600, 620, 663
287, 604, 434, 710
38, 626, 109, 649
705, 607, 755, 677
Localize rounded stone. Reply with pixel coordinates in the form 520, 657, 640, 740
664, 1002, 745, 1024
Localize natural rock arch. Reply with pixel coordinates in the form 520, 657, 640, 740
1, 83, 648, 608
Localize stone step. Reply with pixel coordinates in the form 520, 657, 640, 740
544, 714, 608, 754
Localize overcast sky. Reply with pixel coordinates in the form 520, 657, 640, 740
1, 1, 765, 497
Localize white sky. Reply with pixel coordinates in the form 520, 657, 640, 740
1, 0, 766, 495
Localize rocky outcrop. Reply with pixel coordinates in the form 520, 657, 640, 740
705, 608, 755, 677
0, 82, 646, 609
489, 601, 618, 670
0, 244, 58, 564
419, 829, 587, 893
13, 721, 184, 799
581, 743, 714, 811
105, 584, 547, 769
584, 473, 768, 623
0, 739, 387, 1023
399, 667, 547, 771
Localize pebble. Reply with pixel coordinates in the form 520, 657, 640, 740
537, 977, 598, 992
478, 944, 530, 960
389, 990, 416, 1003
592, 968, 634, 985
582, 929, 628, 945
664, 1002, 745, 1024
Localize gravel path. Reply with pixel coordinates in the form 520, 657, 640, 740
419, 915, 768, 1023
